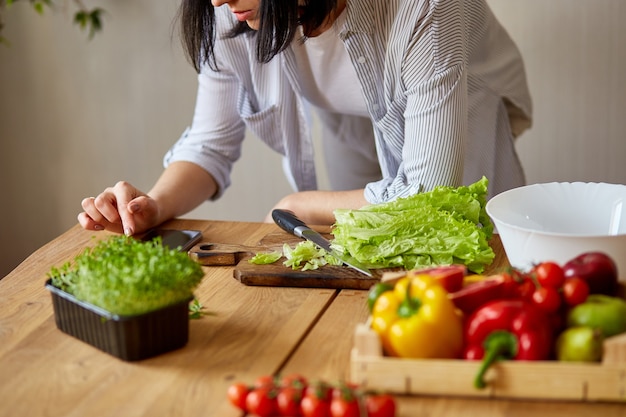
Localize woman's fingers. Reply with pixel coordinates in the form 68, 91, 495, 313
80, 196, 113, 226
77, 210, 124, 234
77, 195, 123, 233
125, 195, 161, 234
78, 182, 146, 235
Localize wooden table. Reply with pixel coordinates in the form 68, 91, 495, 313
0, 219, 624, 417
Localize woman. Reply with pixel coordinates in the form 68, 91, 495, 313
78, 0, 531, 236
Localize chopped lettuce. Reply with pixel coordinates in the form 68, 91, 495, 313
283, 241, 328, 271
248, 241, 342, 271
249, 251, 283, 265
330, 177, 494, 273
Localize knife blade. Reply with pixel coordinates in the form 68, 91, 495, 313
271, 209, 372, 277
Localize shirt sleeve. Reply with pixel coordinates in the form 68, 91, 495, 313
364, 1, 467, 204
163, 63, 246, 200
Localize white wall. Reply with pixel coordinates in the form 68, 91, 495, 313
0, 0, 296, 278
489, 0, 626, 184
1, 0, 625, 278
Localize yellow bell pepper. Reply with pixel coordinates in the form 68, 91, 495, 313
370, 273, 464, 359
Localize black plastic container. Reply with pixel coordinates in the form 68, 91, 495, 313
45, 279, 191, 361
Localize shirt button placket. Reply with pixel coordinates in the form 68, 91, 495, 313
355, 54, 382, 120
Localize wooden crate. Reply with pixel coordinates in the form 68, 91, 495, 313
350, 324, 626, 402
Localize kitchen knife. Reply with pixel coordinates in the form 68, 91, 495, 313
271, 209, 372, 277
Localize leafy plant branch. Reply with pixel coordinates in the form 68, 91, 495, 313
1, 0, 106, 44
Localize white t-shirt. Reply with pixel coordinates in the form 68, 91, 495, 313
291, 13, 369, 117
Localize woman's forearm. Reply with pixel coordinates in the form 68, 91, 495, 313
266, 189, 368, 225
148, 161, 218, 223
150, 162, 368, 226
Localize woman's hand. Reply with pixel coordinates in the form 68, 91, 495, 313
78, 161, 219, 235
78, 181, 161, 236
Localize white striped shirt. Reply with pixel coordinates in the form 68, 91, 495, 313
164, 0, 532, 202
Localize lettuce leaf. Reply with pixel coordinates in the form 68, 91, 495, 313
330, 177, 494, 273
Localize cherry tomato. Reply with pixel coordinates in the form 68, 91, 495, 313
254, 374, 277, 389
227, 382, 250, 411
330, 384, 360, 417
533, 262, 565, 288
561, 277, 590, 306
301, 392, 331, 417
281, 373, 308, 390
515, 276, 535, 302
277, 386, 303, 416
531, 286, 561, 314
365, 394, 396, 417
304, 380, 333, 402
330, 397, 360, 417
246, 387, 277, 417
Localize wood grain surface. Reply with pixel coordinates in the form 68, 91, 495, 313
1, 219, 624, 417
190, 227, 383, 289
192, 227, 510, 290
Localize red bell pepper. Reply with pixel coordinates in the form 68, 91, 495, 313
463, 299, 553, 389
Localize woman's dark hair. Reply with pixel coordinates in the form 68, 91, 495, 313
178, 0, 339, 73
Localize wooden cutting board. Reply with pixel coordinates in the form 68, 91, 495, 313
188, 231, 509, 290
189, 231, 384, 290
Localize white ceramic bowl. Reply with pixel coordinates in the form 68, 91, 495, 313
486, 182, 626, 280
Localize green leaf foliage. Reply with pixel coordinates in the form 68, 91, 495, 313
73, 7, 104, 39
48, 235, 205, 316
188, 298, 211, 320
331, 177, 495, 273
1, 1, 105, 42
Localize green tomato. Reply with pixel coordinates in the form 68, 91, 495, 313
567, 295, 626, 337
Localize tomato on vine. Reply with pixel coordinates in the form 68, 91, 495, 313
254, 374, 277, 389
330, 397, 359, 417
246, 387, 278, 417
281, 373, 308, 390
330, 383, 360, 417
227, 375, 397, 417
515, 275, 536, 302
277, 386, 304, 416
533, 261, 565, 288
531, 286, 561, 314
365, 393, 397, 417
561, 277, 590, 306
226, 382, 250, 411
301, 381, 332, 417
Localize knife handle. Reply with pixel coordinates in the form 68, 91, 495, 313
272, 209, 309, 238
